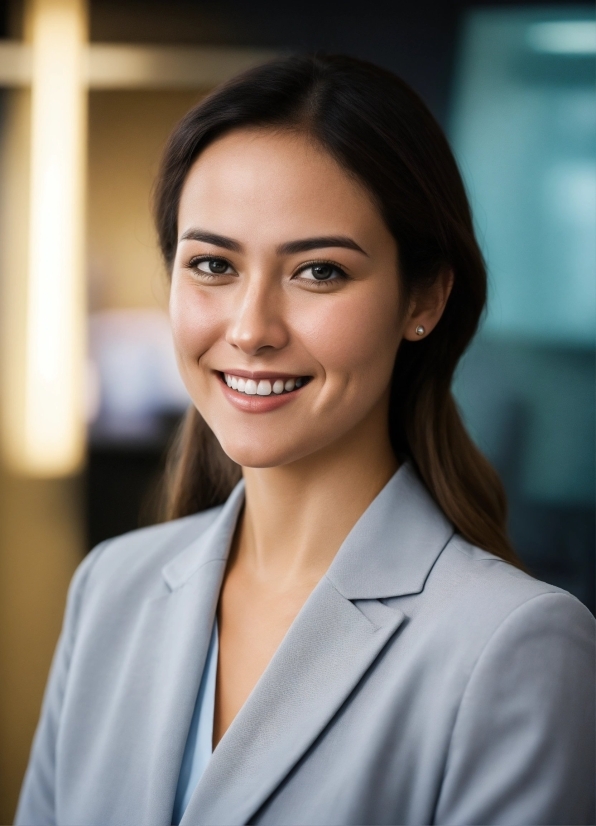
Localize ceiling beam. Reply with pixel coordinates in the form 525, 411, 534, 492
0, 42, 278, 88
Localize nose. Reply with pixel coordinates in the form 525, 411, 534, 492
226, 280, 289, 356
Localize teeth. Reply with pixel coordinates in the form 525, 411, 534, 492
223, 373, 306, 396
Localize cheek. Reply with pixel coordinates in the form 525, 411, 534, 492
169, 280, 222, 363
295, 287, 402, 386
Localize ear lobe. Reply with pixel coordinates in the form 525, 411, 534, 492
402, 267, 454, 342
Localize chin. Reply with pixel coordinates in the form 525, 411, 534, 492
215, 431, 311, 469
219, 442, 293, 469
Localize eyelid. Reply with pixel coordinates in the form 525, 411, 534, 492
188, 254, 232, 265
187, 254, 237, 274
292, 259, 349, 281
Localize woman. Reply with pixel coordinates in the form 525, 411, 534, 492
17, 55, 594, 826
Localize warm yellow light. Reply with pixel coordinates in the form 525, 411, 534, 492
22, 0, 87, 475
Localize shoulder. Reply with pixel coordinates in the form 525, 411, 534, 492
391, 532, 595, 670
431, 540, 595, 826
428, 533, 593, 651
69, 506, 224, 610
444, 533, 588, 608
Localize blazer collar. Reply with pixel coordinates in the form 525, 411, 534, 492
162, 460, 453, 601
327, 461, 454, 599
161, 480, 246, 591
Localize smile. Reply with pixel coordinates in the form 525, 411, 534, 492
222, 373, 309, 396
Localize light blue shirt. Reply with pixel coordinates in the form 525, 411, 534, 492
171, 622, 218, 825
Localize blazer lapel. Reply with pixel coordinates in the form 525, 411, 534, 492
114, 484, 245, 826
181, 462, 453, 826
130, 562, 225, 826
182, 577, 405, 826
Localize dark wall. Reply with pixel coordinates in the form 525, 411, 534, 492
0, 0, 576, 123
88, 0, 571, 124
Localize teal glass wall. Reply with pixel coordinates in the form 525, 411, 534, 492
450, 7, 595, 609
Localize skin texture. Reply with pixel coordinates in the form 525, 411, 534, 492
170, 128, 452, 746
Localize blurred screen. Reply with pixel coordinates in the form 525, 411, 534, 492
88, 309, 189, 444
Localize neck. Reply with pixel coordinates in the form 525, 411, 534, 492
237, 399, 398, 590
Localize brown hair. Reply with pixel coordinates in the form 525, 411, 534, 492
154, 54, 519, 566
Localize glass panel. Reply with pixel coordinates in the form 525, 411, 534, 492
450, 6, 595, 609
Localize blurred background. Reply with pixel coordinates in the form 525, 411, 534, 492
0, 0, 594, 818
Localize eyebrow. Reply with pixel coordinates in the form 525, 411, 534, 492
179, 229, 368, 257
179, 229, 242, 252
277, 236, 368, 256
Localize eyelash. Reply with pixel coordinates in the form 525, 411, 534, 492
186, 255, 349, 286
295, 260, 349, 285
187, 256, 234, 279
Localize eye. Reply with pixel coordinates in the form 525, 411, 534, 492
295, 262, 347, 283
190, 256, 235, 275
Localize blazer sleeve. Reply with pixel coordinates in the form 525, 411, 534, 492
14, 542, 109, 826
434, 591, 595, 826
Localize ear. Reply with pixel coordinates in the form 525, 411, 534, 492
402, 267, 454, 341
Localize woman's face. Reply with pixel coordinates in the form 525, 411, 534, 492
170, 128, 408, 468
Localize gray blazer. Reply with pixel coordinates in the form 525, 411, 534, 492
16, 464, 595, 826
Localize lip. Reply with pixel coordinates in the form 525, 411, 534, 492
217, 372, 308, 413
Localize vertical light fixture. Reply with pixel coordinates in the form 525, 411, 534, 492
23, 0, 88, 475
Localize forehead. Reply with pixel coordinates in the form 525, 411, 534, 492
177, 128, 385, 243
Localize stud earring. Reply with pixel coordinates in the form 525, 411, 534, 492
415, 325, 425, 336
